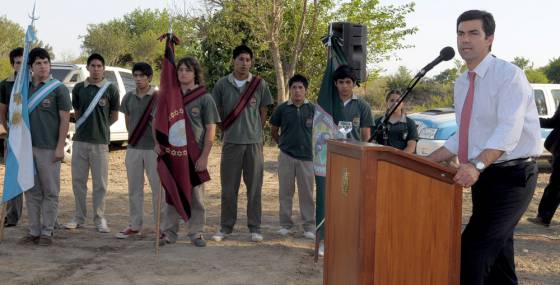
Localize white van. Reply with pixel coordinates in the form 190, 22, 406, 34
51, 63, 135, 161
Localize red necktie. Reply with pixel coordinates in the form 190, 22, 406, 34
458, 71, 476, 163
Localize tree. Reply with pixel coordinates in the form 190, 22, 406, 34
543, 57, 560, 84
385, 66, 412, 91
525, 69, 549, 83
205, 0, 416, 103
0, 16, 54, 78
511, 56, 532, 71
81, 20, 131, 66
433, 68, 458, 85
81, 9, 200, 70
0, 16, 25, 59
335, 0, 417, 67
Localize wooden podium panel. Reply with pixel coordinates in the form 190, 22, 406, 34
324, 140, 461, 285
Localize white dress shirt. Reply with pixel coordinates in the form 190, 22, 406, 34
444, 53, 543, 163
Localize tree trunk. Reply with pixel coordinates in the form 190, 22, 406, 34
270, 40, 287, 103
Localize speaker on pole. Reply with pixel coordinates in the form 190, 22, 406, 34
331, 22, 368, 83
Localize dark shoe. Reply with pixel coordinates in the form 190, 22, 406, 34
18, 235, 39, 245
157, 233, 174, 246
3, 218, 16, 227
191, 235, 207, 247
38, 235, 53, 246
527, 216, 550, 227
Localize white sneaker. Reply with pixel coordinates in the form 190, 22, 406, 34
303, 231, 316, 240
277, 228, 290, 236
318, 242, 325, 257
96, 219, 110, 233
251, 233, 263, 242
64, 220, 83, 229
211, 230, 227, 242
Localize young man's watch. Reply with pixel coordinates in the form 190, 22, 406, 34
469, 158, 486, 172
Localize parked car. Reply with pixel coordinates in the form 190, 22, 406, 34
51, 63, 136, 161
409, 84, 560, 160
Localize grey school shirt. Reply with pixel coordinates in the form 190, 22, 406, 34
28, 78, 72, 149
119, 87, 157, 150
212, 73, 273, 144
183, 90, 221, 150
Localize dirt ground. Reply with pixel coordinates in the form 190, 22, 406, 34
0, 146, 558, 285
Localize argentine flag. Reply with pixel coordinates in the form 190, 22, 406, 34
2, 25, 36, 202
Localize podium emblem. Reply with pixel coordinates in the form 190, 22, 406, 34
341, 168, 350, 197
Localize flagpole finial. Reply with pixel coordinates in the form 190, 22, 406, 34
29, 1, 39, 26
168, 14, 173, 35
167, 1, 173, 35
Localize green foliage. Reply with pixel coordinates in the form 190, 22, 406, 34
543, 57, 560, 83
385, 66, 412, 91
0, 16, 54, 78
81, 9, 199, 70
78, 2, 415, 104
511, 56, 532, 70
336, 0, 417, 70
433, 68, 458, 85
525, 69, 549, 83
196, 7, 272, 91
0, 58, 13, 79
365, 66, 455, 114
0, 16, 25, 60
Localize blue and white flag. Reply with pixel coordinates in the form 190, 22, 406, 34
2, 24, 36, 202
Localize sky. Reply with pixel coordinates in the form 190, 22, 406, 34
2, 0, 558, 76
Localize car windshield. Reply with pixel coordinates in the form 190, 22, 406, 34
51, 68, 73, 82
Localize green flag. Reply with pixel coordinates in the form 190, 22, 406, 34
313, 33, 348, 241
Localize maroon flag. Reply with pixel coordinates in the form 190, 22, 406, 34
154, 33, 193, 222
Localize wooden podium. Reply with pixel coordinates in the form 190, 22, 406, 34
323, 139, 462, 285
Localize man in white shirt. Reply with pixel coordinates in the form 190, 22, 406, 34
427, 10, 541, 285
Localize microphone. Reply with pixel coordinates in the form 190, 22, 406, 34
416, 46, 455, 77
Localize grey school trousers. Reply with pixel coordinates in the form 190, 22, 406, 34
219, 143, 263, 234
71, 141, 108, 226
25, 147, 61, 236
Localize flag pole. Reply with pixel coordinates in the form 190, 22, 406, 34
155, 9, 174, 256
155, 185, 163, 256
314, 23, 334, 263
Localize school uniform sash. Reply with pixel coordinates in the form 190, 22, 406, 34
128, 92, 158, 146
27, 79, 63, 112
75, 82, 112, 130
220, 76, 262, 131
183, 86, 211, 184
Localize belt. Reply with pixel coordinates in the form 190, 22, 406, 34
491, 157, 534, 168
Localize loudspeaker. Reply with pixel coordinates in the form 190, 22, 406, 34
331, 22, 367, 83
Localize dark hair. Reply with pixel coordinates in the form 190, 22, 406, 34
9, 47, 24, 65
232, 45, 253, 60
176, 56, 205, 85
132, 62, 153, 77
28, 47, 51, 66
385, 89, 401, 101
87, 53, 105, 66
333, 65, 357, 83
288, 74, 309, 89
457, 10, 495, 38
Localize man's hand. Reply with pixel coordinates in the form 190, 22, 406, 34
195, 156, 209, 172
453, 163, 480, 188
53, 146, 65, 162
154, 143, 163, 155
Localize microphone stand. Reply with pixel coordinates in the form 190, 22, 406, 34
369, 72, 426, 144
